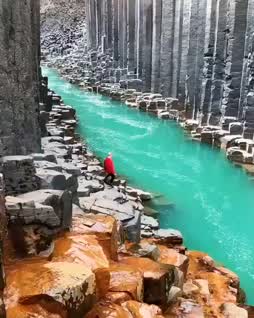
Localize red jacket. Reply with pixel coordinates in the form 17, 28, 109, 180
104, 157, 116, 174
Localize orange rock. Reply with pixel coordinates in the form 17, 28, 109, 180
95, 264, 143, 301
124, 241, 160, 261
7, 303, 66, 318
103, 292, 133, 304
4, 261, 96, 317
53, 233, 111, 271
186, 251, 238, 317
122, 300, 164, 317
85, 301, 131, 318
157, 245, 189, 276
119, 257, 175, 307
72, 213, 121, 261
86, 300, 164, 318
166, 299, 204, 318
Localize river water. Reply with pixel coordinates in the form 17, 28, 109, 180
43, 67, 254, 304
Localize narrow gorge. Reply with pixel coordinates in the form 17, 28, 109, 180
0, 0, 253, 317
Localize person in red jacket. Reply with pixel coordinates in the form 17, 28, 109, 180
104, 152, 116, 186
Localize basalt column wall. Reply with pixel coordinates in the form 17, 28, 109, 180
86, 0, 254, 138
0, 0, 41, 156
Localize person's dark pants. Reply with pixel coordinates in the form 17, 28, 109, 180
104, 173, 115, 185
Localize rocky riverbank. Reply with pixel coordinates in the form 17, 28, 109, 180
40, 0, 254, 176
1, 73, 252, 317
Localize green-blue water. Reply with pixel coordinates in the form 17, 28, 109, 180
44, 67, 254, 304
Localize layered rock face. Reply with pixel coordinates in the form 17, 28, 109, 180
84, 0, 254, 138
0, 0, 41, 155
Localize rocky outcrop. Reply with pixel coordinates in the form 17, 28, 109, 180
0, 0, 41, 155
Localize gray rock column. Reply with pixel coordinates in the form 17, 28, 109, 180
136, 0, 144, 80
118, 0, 124, 67
186, 0, 207, 119
200, 0, 218, 124
0, 0, 41, 156
113, 0, 119, 67
151, 0, 162, 93
127, 0, 137, 73
222, 0, 248, 119
209, 0, 228, 125
143, 0, 153, 91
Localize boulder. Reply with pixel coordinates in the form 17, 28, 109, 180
18, 190, 72, 229
79, 190, 141, 242
31, 153, 57, 163
6, 303, 64, 318
62, 162, 82, 176
5, 262, 96, 317
141, 215, 159, 230
5, 196, 60, 228
222, 303, 248, 318
126, 241, 160, 261
183, 280, 200, 296
227, 147, 253, 164
168, 299, 204, 317
86, 301, 163, 318
72, 213, 121, 260
158, 111, 170, 119
36, 169, 67, 190
119, 257, 175, 307
157, 245, 189, 275
34, 160, 62, 172
229, 122, 243, 135
122, 210, 141, 243
53, 233, 113, 270
77, 177, 104, 197
153, 229, 183, 246
95, 264, 143, 301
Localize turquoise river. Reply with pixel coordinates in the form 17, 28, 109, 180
44, 67, 254, 304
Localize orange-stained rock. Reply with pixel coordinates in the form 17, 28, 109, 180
7, 303, 66, 318
95, 264, 143, 301
124, 241, 160, 261
103, 292, 133, 304
72, 213, 122, 261
186, 251, 239, 317
53, 233, 112, 271
5, 261, 96, 318
85, 300, 164, 318
85, 301, 131, 318
122, 300, 164, 317
157, 245, 189, 276
119, 257, 175, 307
166, 299, 204, 317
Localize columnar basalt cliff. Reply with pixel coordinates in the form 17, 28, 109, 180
0, 0, 254, 317
0, 0, 41, 155
85, 0, 254, 138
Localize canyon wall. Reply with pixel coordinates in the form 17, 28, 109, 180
86, 0, 254, 138
0, 0, 41, 156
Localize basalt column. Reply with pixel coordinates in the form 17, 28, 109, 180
113, 0, 119, 67
222, 0, 248, 121
142, 0, 153, 91
159, 0, 175, 97
151, 0, 162, 93
242, 0, 254, 138
127, 0, 136, 74
0, 0, 41, 155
